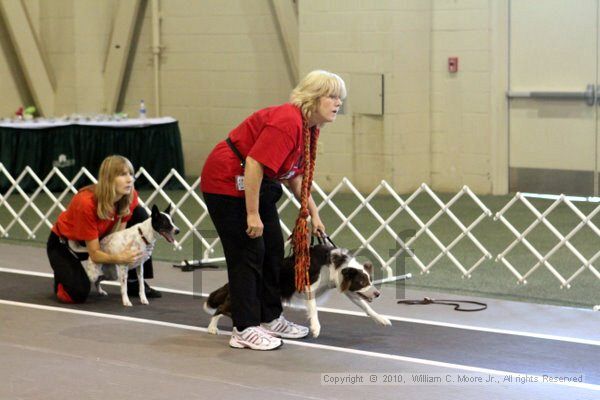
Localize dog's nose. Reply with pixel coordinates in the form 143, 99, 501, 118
374, 290, 380, 298
174, 228, 180, 235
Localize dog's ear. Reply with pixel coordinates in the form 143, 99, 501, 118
165, 203, 172, 215
151, 204, 159, 216
363, 261, 373, 276
330, 249, 349, 269
340, 268, 357, 292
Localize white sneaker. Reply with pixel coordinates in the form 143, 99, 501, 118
261, 315, 309, 339
229, 326, 283, 350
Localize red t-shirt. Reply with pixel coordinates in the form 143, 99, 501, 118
51, 188, 139, 241
200, 103, 319, 197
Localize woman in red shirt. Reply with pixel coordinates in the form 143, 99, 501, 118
47, 155, 160, 303
201, 70, 346, 350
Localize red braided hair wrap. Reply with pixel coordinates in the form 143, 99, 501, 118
291, 122, 318, 292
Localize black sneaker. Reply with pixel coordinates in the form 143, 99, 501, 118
128, 282, 162, 298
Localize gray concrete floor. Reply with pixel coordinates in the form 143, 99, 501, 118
1, 242, 598, 399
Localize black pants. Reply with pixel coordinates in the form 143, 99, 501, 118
46, 205, 154, 303
203, 180, 284, 330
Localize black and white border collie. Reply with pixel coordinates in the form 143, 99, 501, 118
82, 204, 179, 307
204, 244, 391, 338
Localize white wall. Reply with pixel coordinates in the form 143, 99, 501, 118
431, 0, 493, 194
122, 0, 292, 175
35, 0, 115, 115
300, 0, 432, 192
0, 0, 504, 194
0, 3, 31, 115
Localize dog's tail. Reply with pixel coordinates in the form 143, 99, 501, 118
203, 283, 229, 315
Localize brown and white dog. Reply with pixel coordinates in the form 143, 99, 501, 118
204, 244, 391, 337
82, 204, 179, 306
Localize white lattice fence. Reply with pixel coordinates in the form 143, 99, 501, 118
495, 192, 600, 288
1, 163, 599, 309
0, 163, 494, 278
308, 179, 493, 281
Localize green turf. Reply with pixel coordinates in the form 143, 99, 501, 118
1, 187, 599, 309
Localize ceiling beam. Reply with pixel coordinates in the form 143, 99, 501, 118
270, 0, 299, 85
103, 0, 143, 114
0, 0, 55, 116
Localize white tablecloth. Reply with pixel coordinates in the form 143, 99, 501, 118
0, 117, 176, 130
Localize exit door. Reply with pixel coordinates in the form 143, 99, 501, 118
508, 0, 600, 196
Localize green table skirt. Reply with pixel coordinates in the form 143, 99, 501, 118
0, 122, 185, 192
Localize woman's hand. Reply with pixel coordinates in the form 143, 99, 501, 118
87, 238, 142, 265
118, 246, 143, 265
246, 213, 264, 238
311, 215, 325, 237
244, 157, 264, 239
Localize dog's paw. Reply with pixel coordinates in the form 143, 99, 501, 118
310, 322, 321, 338
207, 325, 219, 335
374, 315, 392, 326
140, 297, 149, 305
123, 299, 133, 307
98, 288, 108, 296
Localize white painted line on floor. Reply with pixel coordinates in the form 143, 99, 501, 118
2, 266, 599, 347
0, 298, 209, 333
0, 267, 53, 278
1, 299, 598, 393
315, 307, 600, 347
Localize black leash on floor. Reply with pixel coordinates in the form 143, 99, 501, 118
397, 297, 487, 312
173, 259, 220, 272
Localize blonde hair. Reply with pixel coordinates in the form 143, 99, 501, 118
92, 155, 135, 220
290, 70, 347, 121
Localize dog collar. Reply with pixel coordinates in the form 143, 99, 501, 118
138, 227, 151, 246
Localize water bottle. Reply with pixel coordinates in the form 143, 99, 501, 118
139, 99, 147, 119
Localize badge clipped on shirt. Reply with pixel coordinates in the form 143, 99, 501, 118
235, 175, 245, 191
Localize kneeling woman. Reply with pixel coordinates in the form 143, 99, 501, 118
46, 155, 161, 303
